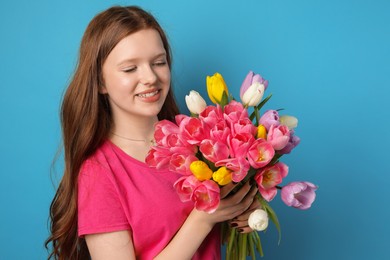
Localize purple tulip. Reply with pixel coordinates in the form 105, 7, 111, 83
240, 71, 268, 98
278, 132, 300, 154
281, 182, 318, 210
259, 110, 280, 130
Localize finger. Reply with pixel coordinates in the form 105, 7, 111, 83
235, 198, 261, 221
217, 184, 258, 220
230, 219, 248, 229
225, 182, 252, 204
227, 186, 258, 219
220, 182, 239, 199
237, 226, 253, 234
235, 207, 257, 221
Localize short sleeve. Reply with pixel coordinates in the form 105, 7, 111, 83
78, 159, 130, 237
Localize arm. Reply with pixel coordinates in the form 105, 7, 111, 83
85, 231, 135, 260
154, 182, 257, 259
85, 182, 257, 260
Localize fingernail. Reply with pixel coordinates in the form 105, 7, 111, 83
230, 222, 238, 227
238, 228, 244, 233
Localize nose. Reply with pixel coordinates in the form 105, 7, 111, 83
139, 64, 157, 86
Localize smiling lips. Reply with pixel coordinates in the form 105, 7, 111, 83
136, 89, 161, 101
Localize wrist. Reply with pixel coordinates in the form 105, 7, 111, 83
188, 208, 216, 232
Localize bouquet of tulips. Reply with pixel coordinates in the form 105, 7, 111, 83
146, 71, 318, 259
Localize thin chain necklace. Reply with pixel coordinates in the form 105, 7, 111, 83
111, 132, 155, 145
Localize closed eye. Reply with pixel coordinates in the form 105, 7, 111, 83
122, 66, 136, 73
153, 60, 167, 66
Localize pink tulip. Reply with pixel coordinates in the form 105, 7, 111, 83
154, 120, 180, 146
166, 133, 195, 154
169, 152, 198, 175
259, 110, 280, 131
145, 146, 172, 170
278, 132, 300, 154
281, 182, 318, 210
177, 115, 207, 145
192, 180, 221, 213
199, 105, 224, 129
152, 118, 198, 158
254, 162, 289, 201
247, 139, 275, 169
228, 132, 255, 158
199, 139, 230, 163
231, 118, 257, 136
223, 100, 250, 124
267, 124, 290, 151
209, 120, 230, 143
174, 175, 201, 202
216, 157, 250, 182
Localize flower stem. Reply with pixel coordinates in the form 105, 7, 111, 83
248, 232, 256, 258
254, 106, 260, 125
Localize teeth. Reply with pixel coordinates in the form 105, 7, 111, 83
138, 90, 159, 98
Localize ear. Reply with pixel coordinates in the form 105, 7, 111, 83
99, 84, 108, 94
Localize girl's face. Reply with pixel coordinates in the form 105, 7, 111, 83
101, 29, 170, 122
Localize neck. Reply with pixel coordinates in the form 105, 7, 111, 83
111, 115, 158, 141
109, 116, 158, 162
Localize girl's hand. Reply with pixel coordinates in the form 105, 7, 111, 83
229, 195, 262, 233
154, 182, 258, 259
191, 181, 258, 228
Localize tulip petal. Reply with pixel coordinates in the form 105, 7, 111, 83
240, 71, 254, 98
281, 181, 318, 210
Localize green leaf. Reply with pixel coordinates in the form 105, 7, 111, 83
220, 91, 229, 108
259, 197, 282, 244
249, 109, 256, 121
253, 231, 264, 257
257, 93, 272, 111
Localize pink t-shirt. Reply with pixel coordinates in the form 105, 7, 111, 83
78, 140, 221, 259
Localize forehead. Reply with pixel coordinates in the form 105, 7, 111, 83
106, 29, 166, 64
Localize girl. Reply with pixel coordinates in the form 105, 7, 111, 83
46, 6, 258, 259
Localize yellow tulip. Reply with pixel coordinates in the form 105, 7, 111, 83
212, 167, 232, 186
190, 161, 213, 181
206, 73, 229, 105
257, 124, 267, 139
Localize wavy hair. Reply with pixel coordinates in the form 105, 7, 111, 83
45, 6, 179, 259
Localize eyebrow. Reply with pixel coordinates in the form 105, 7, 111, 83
117, 52, 167, 67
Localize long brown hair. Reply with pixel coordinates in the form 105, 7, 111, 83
45, 6, 179, 259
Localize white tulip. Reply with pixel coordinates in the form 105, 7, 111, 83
279, 115, 298, 130
185, 90, 207, 115
241, 82, 265, 107
248, 209, 269, 231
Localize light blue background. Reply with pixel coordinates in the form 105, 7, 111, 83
1, 0, 389, 259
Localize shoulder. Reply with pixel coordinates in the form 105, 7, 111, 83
77, 141, 131, 237
78, 141, 117, 189
80, 141, 115, 175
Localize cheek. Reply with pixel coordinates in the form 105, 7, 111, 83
105, 75, 136, 93
159, 67, 171, 85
